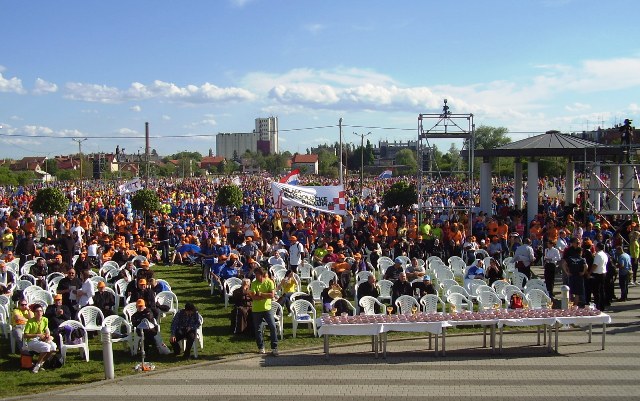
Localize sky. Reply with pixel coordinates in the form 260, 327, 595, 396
1, 0, 639, 160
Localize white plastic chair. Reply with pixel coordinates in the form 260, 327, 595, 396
491, 280, 509, 298
395, 255, 410, 266
28, 289, 54, 307
427, 256, 444, 269
102, 315, 134, 355
525, 288, 553, 309
359, 296, 385, 315
312, 265, 328, 279
89, 276, 106, 291
511, 271, 527, 290
58, 320, 90, 363
100, 286, 120, 314
0, 295, 10, 317
447, 293, 473, 313
329, 297, 356, 316
376, 279, 393, 303
439, 279, 459, 297
0, 304, 10, 339
317, 270, 338, 287
504, 288, 526, 309
78, 305, 105, 334
290, 299, 317, 338
355, 271, 374, 284
419, 294, 445, 313
524, 279, 549, 296
19, 274, 37, 286
155, 279, 172, 291
445, 284, 471, 299
448, 256, 467, 279
268, 302, 284, 340
466, 278, 488, 297
307, 280, 327, 304
20, 261, 36, 276
477, 291, 503, 311
268, 256, 286, 266
155, 291, 179, 322
298, 263, 314, 284
223, 277, 243, 308
22, 285, 40, 301
122, 302, 138, 323
394, 295, 420, 315
183, 313, 204, 358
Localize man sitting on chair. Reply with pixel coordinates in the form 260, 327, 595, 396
170, 302, 201, 359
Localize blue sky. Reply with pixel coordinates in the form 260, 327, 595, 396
1, 0, 639, 159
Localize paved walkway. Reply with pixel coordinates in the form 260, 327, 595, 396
8, 277, 640, 401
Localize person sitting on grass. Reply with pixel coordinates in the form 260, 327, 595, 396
23, 303, 57, 373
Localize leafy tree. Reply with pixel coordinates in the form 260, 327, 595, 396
31, 187, 69, 215
318, 149, 338, 178
131, 189, 160, 214
0, 167, 18, 186
44, 159, 58, 175
382, 182, 418, 209
216, 185, 243, 208
395, 148, 418, 175
473, 125, 512, 175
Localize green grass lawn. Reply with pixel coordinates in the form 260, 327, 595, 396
0, 264, 359, 398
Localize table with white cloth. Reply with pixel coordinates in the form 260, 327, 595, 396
554, 313, 612, 352
317, 321, 384, 358
380, 320, 449, 358
497, 317, 556, 353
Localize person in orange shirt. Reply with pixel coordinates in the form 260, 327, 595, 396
332, 254, 353, 292
496, 219, 509, 256
387, 216, 398, 240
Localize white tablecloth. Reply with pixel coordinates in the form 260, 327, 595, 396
381, 321, 449, 335
555, 313, 611, 326
318, 323, 383, 336
497, 317, 556, 328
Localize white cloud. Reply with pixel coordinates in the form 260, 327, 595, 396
161, 115, 171, 121
304, 23, 325, 34
33, 78, 58, 95
64, 80, 256, 104
0, 72, 26, 94
628, 103, 640, 113
565, 102, 591, 112
229, 0, 254, 7
130, 105, 142, 112
184, 118, 218, 129
10, 115, 22, 121
117, 128, 138, 136
22, 125, 54, 136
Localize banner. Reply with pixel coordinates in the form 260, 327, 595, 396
271, 182, 346, 215
118, 178, 144, 195
378, 170, 392, 179
279, 169, 300, 185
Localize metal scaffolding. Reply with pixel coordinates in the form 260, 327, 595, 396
417, 99, 475, 234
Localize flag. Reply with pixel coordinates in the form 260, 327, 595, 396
271, 182, 345, 215
118, 178, 144, 195
279, 169, 300, 185
378, 170, 392, 179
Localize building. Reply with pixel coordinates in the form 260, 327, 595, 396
291, 153, 319, 174
199, 156, 226, 171
216, 117, 279, 159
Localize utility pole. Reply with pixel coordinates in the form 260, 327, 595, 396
145, 122, 150, 187
72, 138, 88, 200
339, 118, 343, 186
353, 131, 371, 196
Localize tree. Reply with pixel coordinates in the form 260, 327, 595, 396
395, 148, 418, 175
474, 125, 511, 150
382, 182, 417, 209
318, 149, 338, 178
131, 189, 160, 214
216, 185, 243, 208
31, 187, 69, 215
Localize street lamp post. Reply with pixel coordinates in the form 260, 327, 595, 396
353, 132, 371, 195
72, 138, 88, 200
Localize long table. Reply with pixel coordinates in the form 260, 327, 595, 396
318, 312, 612, 358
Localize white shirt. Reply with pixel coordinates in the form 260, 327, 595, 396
79, 278, 95, 307
289, 241, 305, 266
544, 246, 561, 264
592, 250, 609, 275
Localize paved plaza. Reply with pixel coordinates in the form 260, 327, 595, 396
7, 276, 640, 401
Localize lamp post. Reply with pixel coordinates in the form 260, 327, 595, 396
72, 138, 88, 200
353, 132, 371, 195
339, 118, 343, 186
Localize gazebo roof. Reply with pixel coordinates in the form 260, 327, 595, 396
475, 131, 623, 159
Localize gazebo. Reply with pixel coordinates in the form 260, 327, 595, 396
474, 130, 636, 222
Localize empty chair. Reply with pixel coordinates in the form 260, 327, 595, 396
511, 271, 527, 290
102, 315, 133, 355
223, 277, 243, 308
427, 256, 444, 269
298, 263, 314, 284
307, 280, 327, 304
419, 294, 445, 314
439, 279, 459, 297
312, 265, 329, 279
122, 302, 138, 324
491, 280, 509, 297
525, 288, 553, 309
78, 305, 105, 335
524, 279, 549, 296
434, 268, 455, 283
445, 284, 471, 299
376, 279, 393, 303
359, 296, 386, 315
477, 291, 503, 311
317, 270, 338, 287
58, 320, 90, 363
0, 304, 10, 339
22, 285, 41, 301
19, 274, 37, 286
446, 293, 472, 313
28, 289, 54, 307
465, 278, 488, 297
268, 255, 286, 267
290, 299, 317, 338
289, 291, 308, 302
355, 270, 374, 284
268, 302, 284, 340
394, 295, 420, 315
472, 285, 495, 299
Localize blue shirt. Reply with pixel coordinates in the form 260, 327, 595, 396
618, 252, 632, 275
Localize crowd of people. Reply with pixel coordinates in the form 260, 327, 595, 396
0, 171, 637, 367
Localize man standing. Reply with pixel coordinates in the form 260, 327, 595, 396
590, 242, 608, 310
562, 244, 587, 306
170, 302, 201, 359
157, 220, 170, 265
543, 240, 561, 296
249, 267, 278, 356
288, 236, 305, 273
513, 238, 535, 279
616, 245, 632, 302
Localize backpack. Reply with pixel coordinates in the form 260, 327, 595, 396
510, 293, 523, 309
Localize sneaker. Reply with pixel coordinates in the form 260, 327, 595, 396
259, 348, 266, 354
31, 363, 41, 374
630, 282, 636, 287
271, 349, 279, 357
